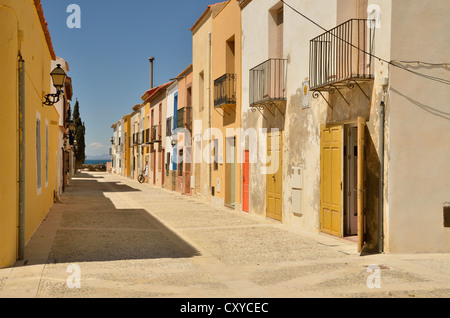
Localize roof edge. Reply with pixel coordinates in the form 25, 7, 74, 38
33, 0, 56, 60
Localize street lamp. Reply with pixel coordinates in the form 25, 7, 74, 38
43, 64, 67, 106
69, 121, 76, 132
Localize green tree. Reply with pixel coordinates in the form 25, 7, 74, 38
73, 99, 86, 169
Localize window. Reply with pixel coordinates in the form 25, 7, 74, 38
36, 113, 41, 192
187, 86, 192, 107
166, 117, 173, 136
199, 71, 204, 111
269, 6, 283, 59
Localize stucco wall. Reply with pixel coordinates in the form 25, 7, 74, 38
192, 9, 213, 200
211, 0, 242, 207
387, 0, 450, 252
0, 0, 59, 267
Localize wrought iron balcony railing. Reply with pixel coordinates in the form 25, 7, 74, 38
214, 73, 236, 108
249, 58, 287, 107
309, 19, 375, 91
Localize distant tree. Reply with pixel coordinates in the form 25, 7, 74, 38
73, 99, 86, 169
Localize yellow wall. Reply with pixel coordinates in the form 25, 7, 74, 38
191, 8, 213, 200
211, 0, 242, 206
0, 0, 59, 267
123, 114, 131, 177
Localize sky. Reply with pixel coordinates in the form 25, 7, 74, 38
41, 0, 218, 160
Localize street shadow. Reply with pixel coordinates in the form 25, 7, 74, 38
66, 172, 142, 193
23, 172, 201, 264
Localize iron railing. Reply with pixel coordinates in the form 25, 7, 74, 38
309, 19, 375, 90
249, 58, 287, 107
214, 73, 236, 108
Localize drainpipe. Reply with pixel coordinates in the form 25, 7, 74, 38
18, 57, 25, 260
208, 32, 212, 194
378, 99, 385, 254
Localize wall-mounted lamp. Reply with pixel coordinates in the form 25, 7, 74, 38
43, 64, 67, 106
68, 121, 76, 132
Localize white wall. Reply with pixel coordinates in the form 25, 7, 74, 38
166, 83, 178, 171
386, 0, 450, 252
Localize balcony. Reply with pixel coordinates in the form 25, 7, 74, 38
214, 73, 236, 109
151, 125, 161, 143
249, 58, 287, 112
309, 19, 375, 92
177, 107, 192, 131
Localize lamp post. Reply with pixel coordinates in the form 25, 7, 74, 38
43, 64, 67, 106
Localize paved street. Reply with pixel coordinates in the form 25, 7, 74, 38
0, 171, 449, 298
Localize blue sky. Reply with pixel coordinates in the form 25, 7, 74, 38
41, 0, 217, 159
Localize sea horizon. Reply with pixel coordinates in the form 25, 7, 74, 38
84, 159, 111, 165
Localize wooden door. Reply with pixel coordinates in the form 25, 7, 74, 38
266, 130, 282, 221
243, 150, 250, 212
320, 125, 343, 237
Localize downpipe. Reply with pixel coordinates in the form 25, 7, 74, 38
378, 99, 385, 254
18, 57, 25, 260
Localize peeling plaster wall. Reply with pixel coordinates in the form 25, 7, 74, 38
283, 0, 337, 232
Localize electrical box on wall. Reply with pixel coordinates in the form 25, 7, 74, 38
290, 166, 303, 189
292, 189, 302, 215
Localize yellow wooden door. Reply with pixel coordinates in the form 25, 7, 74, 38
320, 125, 343, 237
357, 117, 366, 252
266, 130, 282, 221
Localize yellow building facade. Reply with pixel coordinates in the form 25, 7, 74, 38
0, 0, 60, 267
122, 114, 131, 178
190, 2, 225, 201
211, 0, 242, 209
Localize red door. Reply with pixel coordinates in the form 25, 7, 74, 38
161, 149, 165, 187
243, 150, 249, 212
152, 151, 156, 184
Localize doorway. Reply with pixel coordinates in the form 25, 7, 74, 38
266, 130, 282, 221
320, 118, 365, 251
243, 150, 250, 212
225, 136, 236, 208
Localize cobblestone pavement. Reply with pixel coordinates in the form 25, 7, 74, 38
0, 171, 449, 298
